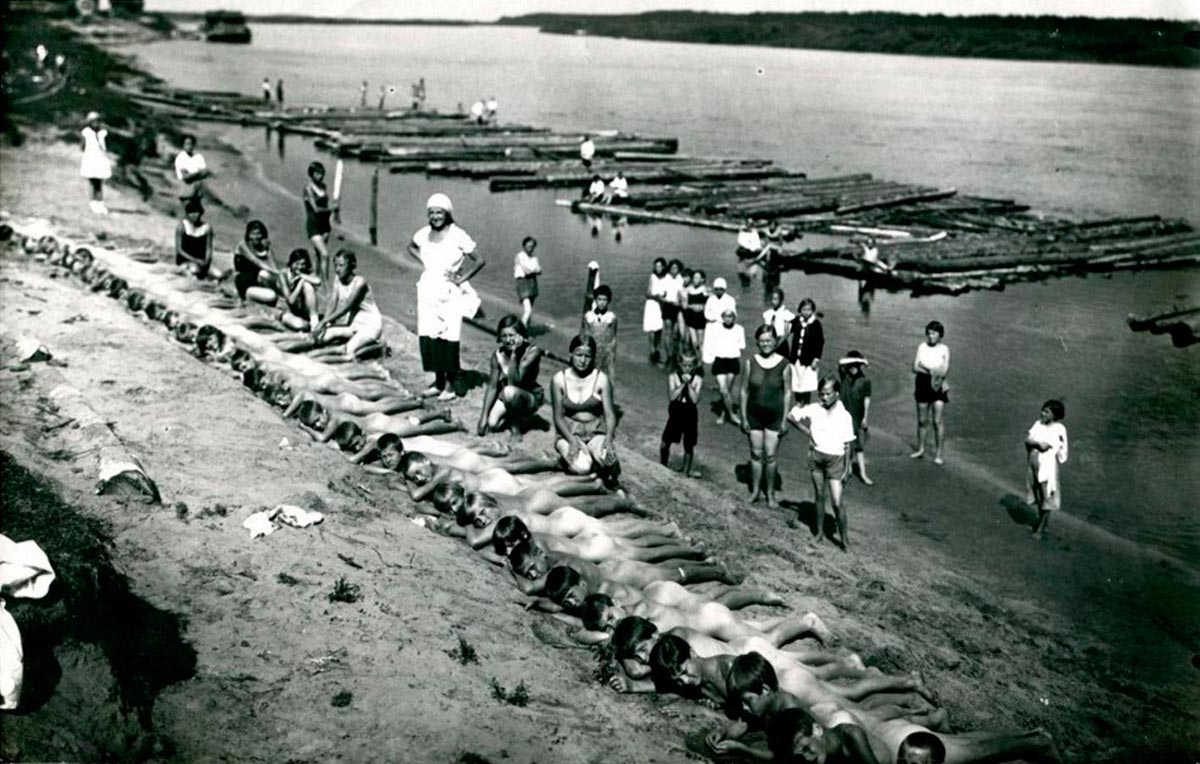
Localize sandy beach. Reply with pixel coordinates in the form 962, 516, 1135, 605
2, 14, 1199, 764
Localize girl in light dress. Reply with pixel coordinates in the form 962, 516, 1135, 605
1025, 399, 1068, 540
80, 111, 112, 215
643, 257, 670, 365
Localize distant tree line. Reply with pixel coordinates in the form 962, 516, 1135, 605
497, 11, 1200, 68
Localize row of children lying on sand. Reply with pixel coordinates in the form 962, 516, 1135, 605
18, 230, 1061, 764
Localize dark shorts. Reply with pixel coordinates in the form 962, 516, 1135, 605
736, 246, 760, 261
712, 356, 741, 376
516, 276, 539, 301
914, 373, 949, 404
419, 336, 460, 374
683, 309, 706, 330
306, 211, 333, 239
808, 449, 847, 478
662, 400, 698, 450
661, 303, 680, 322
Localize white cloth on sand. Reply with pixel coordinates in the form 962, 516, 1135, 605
243, 505, 326, 538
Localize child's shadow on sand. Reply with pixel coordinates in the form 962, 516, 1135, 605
779, 499, 837, 543
1000, 493, 1038, 530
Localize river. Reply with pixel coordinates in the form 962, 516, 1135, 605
123, 24, 1199, 573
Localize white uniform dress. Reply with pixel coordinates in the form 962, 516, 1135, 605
411, 223, 479, 344
80, 126, 111, 180
642, 272, 669, 332
1026, 420, 1068, 510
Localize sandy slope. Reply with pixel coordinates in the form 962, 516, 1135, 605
1, 133, 1197, 763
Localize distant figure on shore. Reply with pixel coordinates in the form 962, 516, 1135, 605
378, 84, 388, 110
856, 235, 893, 274
579, 135, 596, 168
470, 99, 486, 124
261, 77, 271, 103
410, 78, 427, 110
408, 193, 485, 401
173, 197, 213, 279
79, 111, 111, 216
838, 350, 873, 486
310, 250, 383, 361
788, 298, 823, 405
478, 314, 544, 442
551, 334, 620, 487
741, 324, 791, 508
735, 218, 764, 287
605, 171, 629, 204
513, 235, 542, 328
173, 133, 210, 205
360, 79, 368, 108
911, 320, 950, 465
786, 377, 855, 547
275, 78, 284, 106
232, 219, 281, 304
303, 160, 335, 284
1026, 399, 1068, 540
485, 95, 498, 122
585, 174, 606, 203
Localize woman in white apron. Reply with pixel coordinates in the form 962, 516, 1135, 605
407, 193, 485, 401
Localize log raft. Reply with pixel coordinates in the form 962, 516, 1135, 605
117, 82, 1198, 296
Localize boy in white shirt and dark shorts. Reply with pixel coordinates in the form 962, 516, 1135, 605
785, 377, 855, 548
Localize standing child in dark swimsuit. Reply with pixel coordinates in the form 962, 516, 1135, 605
741, 325, 792, 508
660, 351, 704, 477
303, 161, 336, 285
682, 269, 709, 356
174, 197, 213, 279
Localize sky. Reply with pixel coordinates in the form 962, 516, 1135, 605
145, 0, 1199, 22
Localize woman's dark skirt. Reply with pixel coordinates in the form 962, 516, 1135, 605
420, 336, 460, 374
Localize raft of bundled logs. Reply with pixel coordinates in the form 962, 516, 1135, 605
1127, 306, 1200, 348
114, 82, 1199, 296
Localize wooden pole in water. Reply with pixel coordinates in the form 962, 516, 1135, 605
369, 167, 379, 246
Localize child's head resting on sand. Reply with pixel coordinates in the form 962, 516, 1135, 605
261, 378, 291, 408
144, 300, 167, 322
492, 515, 531, 557
126, 289, 146, 313
332, 421, 366, 453
195, 325, 225, 358
376, 433, 404, 471
581, 593, 621, 632
507, 539, 549, 580
545, 566, 589, 611
726, 652, 778, 721
173, 322, 198, 344
242, 367, 266, 393
613, 616, 658, 677
898, 731, 946, 764
163, 309, 182, 330
432, 481, 465, 516
398, 451, 434, 485
460, 491, 500, 528
766, 707, 824, 764
296, 399, 329, 430
649, 634, 695, 695
229, 349, 253, 372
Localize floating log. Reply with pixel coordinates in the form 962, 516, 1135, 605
1127, 305, 1200, 332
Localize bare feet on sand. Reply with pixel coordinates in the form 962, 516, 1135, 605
910, 449, 925, 459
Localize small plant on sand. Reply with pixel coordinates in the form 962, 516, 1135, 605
591, 640, 618, 686
327, 578, 361, 603
457, 754, 495, 764
276, 572, 300, 586
488, 677, 530, 707
448, 634, 479, 665
331, 690, 353, 707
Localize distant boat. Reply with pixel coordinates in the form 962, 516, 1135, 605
201, 10, 252, 44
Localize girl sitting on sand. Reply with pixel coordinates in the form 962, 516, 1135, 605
478, 315, 544, 442
278, 248, 321, 332
1025, 399, 1068, 541
173, 198, 213, 279
232, 220, 281, 304
309, 250, 384, 362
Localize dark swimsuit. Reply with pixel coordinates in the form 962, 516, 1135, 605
683, 288, 707, 330
745, 355, 787, 431
561, 370, 605, 440
305, 184, 333, 238
176, 224, 210, 277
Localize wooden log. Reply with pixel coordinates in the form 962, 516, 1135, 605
835, 188, 957, 214
1127, 306, 1200, 332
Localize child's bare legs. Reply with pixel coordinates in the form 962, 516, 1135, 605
310, 233, 329, 286
677, 561, 741, 586
711, 586, 786, 610
912, 401, 929, 458
627, 543, 708, 563
936, 729, 1059, 764
762, 429, 781, 507
756, 612, 832, 647
854, 449, 873, 485
931, 399, 946, 464
748, 430, 766, 503
810, 467, 828, 542
495, 455, 561, 475
715, 372, 739, 424
407, 406, 451, 424
521, 297, 534, 327
834, 670, 936, 706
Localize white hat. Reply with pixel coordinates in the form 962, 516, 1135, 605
712, 277, 728, 289
426, 193, 453, 212
86, 111, 101, 122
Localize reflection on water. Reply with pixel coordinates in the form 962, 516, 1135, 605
127, 25, 1199, 564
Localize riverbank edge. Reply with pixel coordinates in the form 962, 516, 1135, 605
2, 14, 1198, 763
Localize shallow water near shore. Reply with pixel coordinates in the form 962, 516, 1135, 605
126, 24, 1200, 569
